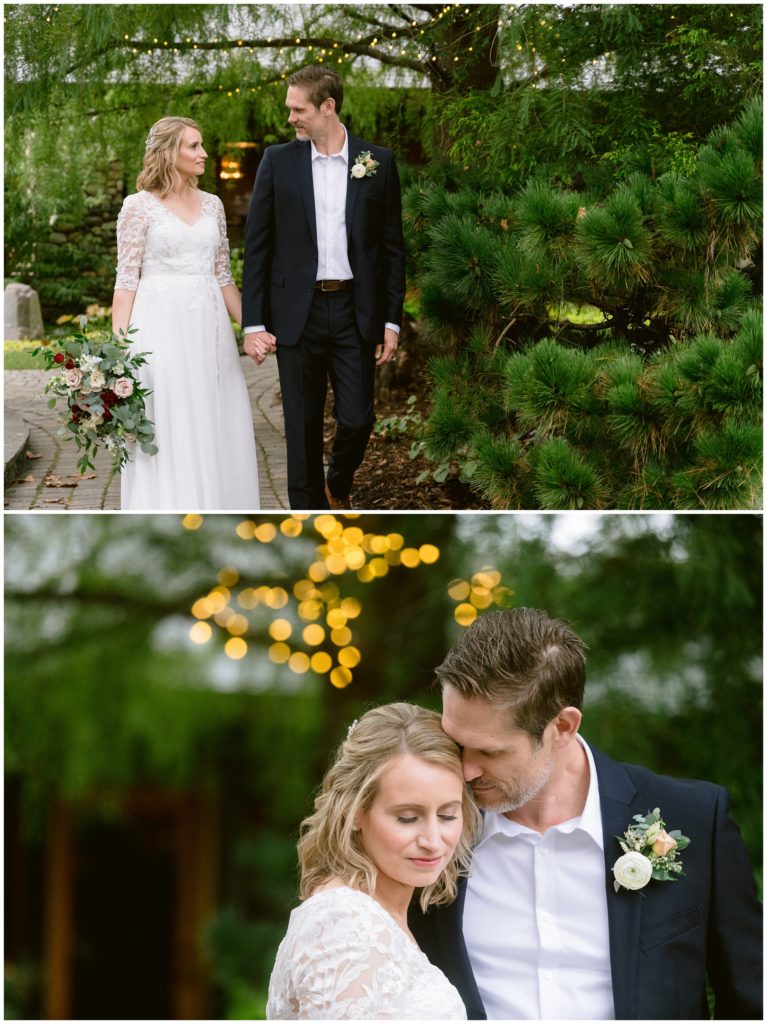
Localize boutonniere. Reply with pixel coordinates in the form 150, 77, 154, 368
351, 150, 379, 179
612, 807, 690, 893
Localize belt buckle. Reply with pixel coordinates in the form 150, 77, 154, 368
320, 279, 333, 292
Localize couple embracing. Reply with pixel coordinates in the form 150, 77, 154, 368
114, 65, 404, 511
267, 609, 762, 1020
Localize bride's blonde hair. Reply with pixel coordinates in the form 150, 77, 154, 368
136, 116, 201, 198
297, 702, 480, 913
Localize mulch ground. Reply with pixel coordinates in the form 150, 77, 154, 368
323, 343, 488, 511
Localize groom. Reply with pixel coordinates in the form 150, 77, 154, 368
410, 608, 762, 1020
242, 65, 406, 510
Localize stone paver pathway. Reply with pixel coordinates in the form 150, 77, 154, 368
4, 356, 288, 510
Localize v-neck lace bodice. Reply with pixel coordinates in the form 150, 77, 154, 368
115, 189, 234, 288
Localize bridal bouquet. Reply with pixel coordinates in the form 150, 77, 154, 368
35, 320, 157, 474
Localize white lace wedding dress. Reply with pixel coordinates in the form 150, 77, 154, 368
266, 887, 467, 1020
115, 189, 260, 509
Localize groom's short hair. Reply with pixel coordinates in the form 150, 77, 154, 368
435, 608, 586, 740
287, 65, 344, 114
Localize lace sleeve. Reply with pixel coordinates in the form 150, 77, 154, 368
115, 194, 147, 291
213, 196, 235, 287
269, 893, 410, 1020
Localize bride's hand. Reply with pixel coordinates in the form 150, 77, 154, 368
244, 331, 277, 364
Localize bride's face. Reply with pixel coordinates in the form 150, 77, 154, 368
356, 753, 464, 894
175, 127, 207, 180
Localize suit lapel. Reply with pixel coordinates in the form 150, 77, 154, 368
293, 141, 317, 249
344, 131, 363, 246
592, 747, 643, 1020
441, 878, 487, 1019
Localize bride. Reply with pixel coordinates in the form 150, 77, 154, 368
112, 116, 274, 510
266, 703, 481, 1019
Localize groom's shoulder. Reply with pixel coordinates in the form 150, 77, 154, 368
263, 139, 305, 158
592, 744, 724, 808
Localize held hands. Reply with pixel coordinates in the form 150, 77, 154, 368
244, 331, 277, 365
375, 328, 398, 367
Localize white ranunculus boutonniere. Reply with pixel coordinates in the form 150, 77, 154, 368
351, 150, 379, 179
612, 807, 690, 893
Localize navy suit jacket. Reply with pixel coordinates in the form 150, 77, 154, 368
242, 130, 406, 347
409, 747, 763, 1020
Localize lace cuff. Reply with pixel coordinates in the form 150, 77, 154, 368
214, 197, 235, 287
114, 194, 147, 291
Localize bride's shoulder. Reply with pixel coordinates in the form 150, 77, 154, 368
198, 189, 223, 207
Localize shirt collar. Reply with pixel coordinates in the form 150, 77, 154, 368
310, 125, 348, 164
475, 735, 604, 850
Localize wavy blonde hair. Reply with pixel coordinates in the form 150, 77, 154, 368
136, 116, 201, 198
298, 702, 480, 913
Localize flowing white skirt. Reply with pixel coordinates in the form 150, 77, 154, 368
120, 273, 260, 510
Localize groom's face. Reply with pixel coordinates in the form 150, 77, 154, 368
441, 686, 555, 816
286, 85, 325, 141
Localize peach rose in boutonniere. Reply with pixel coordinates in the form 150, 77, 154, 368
351, 150, 379, 179
613, 807, 690, 893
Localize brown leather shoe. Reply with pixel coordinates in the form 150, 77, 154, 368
325, 482, 352, 510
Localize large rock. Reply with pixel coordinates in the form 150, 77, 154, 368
4, 283, 44, 340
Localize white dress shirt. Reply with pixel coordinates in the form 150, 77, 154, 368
462, 736, 615, 1020
245, 126, 399, 336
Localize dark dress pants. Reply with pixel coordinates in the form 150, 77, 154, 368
276, 288, 376, 509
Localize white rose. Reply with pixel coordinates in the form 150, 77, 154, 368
90, 370, 106, 388
112, 377, 134, 398
351, 163, 366, 179
64, 367, 83, 388
613, 851, 653, 891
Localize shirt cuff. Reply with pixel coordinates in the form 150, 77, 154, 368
384, 323, 400, 335
244, 325, 266, 334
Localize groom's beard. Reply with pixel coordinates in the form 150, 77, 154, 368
470, 753, 555, 815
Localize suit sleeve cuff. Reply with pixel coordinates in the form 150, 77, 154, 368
384, 322, 400, 335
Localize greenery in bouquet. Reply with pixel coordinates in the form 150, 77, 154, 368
34, 319, 157, 474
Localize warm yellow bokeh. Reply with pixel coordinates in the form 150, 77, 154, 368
191, 598, 212, 619
340, 597, 362, 618
330, 666, 353, 688
326, 608, 348, 629
227, 615, 249, 636
470, 586, 493, 609
310, 651, 333, 674
189, 621, 212, 644
338, 646, 361, 668
268, 642, 291, 664
331, 626, 352, 647
235, 520, 255, 540
455, 603, 478, 626
447, 579, 471, 601
280, 518, 304, 538
269, 619, 292, 641
303, 624, 326, 646
264, 587, 289, 609
308, 561, 329, 582
217, 566, 240, 587
255, 522, 278, 543
237, 588, 259, 609
298, 599, 323, 621
289, 651, 311, 674
400, 548, 421, 568
182, 514, 203, 530
225, 637, 248, 660
419, 544, 440, 564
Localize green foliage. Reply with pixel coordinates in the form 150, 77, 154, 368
405, 99, 762, 507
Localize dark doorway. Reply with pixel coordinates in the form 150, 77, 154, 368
70, 812, 175, 1019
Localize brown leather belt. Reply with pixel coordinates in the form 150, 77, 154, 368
314, 279, 353, 292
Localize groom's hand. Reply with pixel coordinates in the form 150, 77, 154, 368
244, 331, 277, 365
375, 328, 398, 367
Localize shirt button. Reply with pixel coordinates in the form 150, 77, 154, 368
538, 847, 549, 855
543, 971, 553, 981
